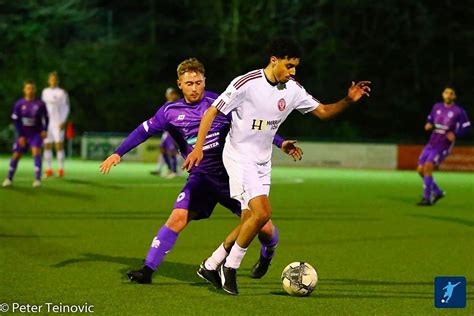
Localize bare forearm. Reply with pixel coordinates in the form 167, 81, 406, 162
314, 97, 353, 120
195, 107, 218, 149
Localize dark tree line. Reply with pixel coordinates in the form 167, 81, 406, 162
1, 0, 473, 147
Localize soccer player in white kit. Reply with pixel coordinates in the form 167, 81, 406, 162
183, 38, 371, 295
42, 71, 70, 177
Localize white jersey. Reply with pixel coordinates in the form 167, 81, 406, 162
42, 87, 70, 125
212, 69, 319, 164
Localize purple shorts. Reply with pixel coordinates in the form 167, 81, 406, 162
13, 133, 43, 153
418, 144, 450, 166
173, 172, 242, 220
160, 134, 177, 151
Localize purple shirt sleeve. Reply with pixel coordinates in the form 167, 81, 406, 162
114, 106, 168, 157
272, 134, 284, 148
11, 102, 24, 136
40, 101, 49, 131
427, 104, 436, 124
455, 108, 471, 137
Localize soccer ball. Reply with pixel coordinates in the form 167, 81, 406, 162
281, 262, 318, 296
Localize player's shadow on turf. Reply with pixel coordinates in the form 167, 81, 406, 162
410, 214, 474, 227
52, 253, 203, 284
377, 195, 418, 205
62, 178, 123, 190
8, 186, 94, 200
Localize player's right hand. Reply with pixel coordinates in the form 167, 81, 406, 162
182, 148, 203, 171
18, 137, 26, 147
425, 123, 433, 131
100, 153, 121, 174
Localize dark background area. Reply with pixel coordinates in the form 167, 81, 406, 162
1, 0, 473, 147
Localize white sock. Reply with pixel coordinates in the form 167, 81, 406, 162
156, 155, 165, 172
44, 149, 52, 169
57, 149, 65, 170
205, 243, 228, 270
224, 243, 247, 269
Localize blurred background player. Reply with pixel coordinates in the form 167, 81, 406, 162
2, 81, 48, 188
151, 87, 181, 178
42, 71, 70, 178
416, 86, 471, 206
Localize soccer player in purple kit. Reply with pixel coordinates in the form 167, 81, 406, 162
416, 86, 470, 206
99, 58, 302, 285
2, 81, 49, 188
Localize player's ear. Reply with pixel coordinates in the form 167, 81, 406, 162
176, 79, 181, 89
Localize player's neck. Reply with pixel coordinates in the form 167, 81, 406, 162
24, 95, 34, 101
443, 101, 454, 107
263, 66, 278, 85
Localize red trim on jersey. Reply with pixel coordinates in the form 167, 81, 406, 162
233, 70, 261, 88
215, 99, 226, 110
235, 74, 262, 90
289, 77, 303, 89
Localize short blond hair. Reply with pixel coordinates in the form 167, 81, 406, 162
177, 58, 205, 78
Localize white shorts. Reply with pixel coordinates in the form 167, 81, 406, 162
223, 153, 271, 210
44, 124, 65, 143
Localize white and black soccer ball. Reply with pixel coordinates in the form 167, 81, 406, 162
281, 262, 318, 296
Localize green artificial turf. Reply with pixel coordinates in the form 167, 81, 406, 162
0, 158, 472, 315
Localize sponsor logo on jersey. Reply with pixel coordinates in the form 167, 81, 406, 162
448, 111, 454, 118
178, 114, 185, 120
278, 98, 286, 111
251, 119, 267, 131
437, 110, 441, 115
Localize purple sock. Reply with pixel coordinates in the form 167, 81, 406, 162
170, 155, 177, 173
423, 176, 433, 201
163, 154, 172, 171
432, 178, 442, 196
258, 226, 279, 259
34, 155, 42, 180
7, 158, 19, 180
144, 225, 179, 270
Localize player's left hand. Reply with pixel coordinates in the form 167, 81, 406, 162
60, 122, 66, 130
100, 153, 121, 174
41, 131, 47, 139
182, 148, 203, 171
281, 140, 303, 161
347, 81, 371, 103
447, 131, 456, 142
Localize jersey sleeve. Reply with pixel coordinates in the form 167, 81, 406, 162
114, 105, 168, 157
455, 108, 471, 137
293, 82, 320, 114
11, 102, 24, 136
59, 91, 70, 123
427, 104, 437, 124
212, 77, 245, 115
40, 101, 49, 131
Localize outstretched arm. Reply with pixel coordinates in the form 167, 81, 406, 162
181, 106, 219, 171
312, 81, 371, 120
100, 112, 165, 174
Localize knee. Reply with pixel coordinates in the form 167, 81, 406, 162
417, 165, 424, 177
424, 163, 434, 175
259, 220, 274, 237
253, 208, 271, 226
165, 209, 189, 232
56, 143, 64, 150
12, 152, 22, 160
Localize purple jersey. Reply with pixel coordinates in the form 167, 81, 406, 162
114, 91, 284, 176
426, 102, 470, 149
12, 98, 49, 137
